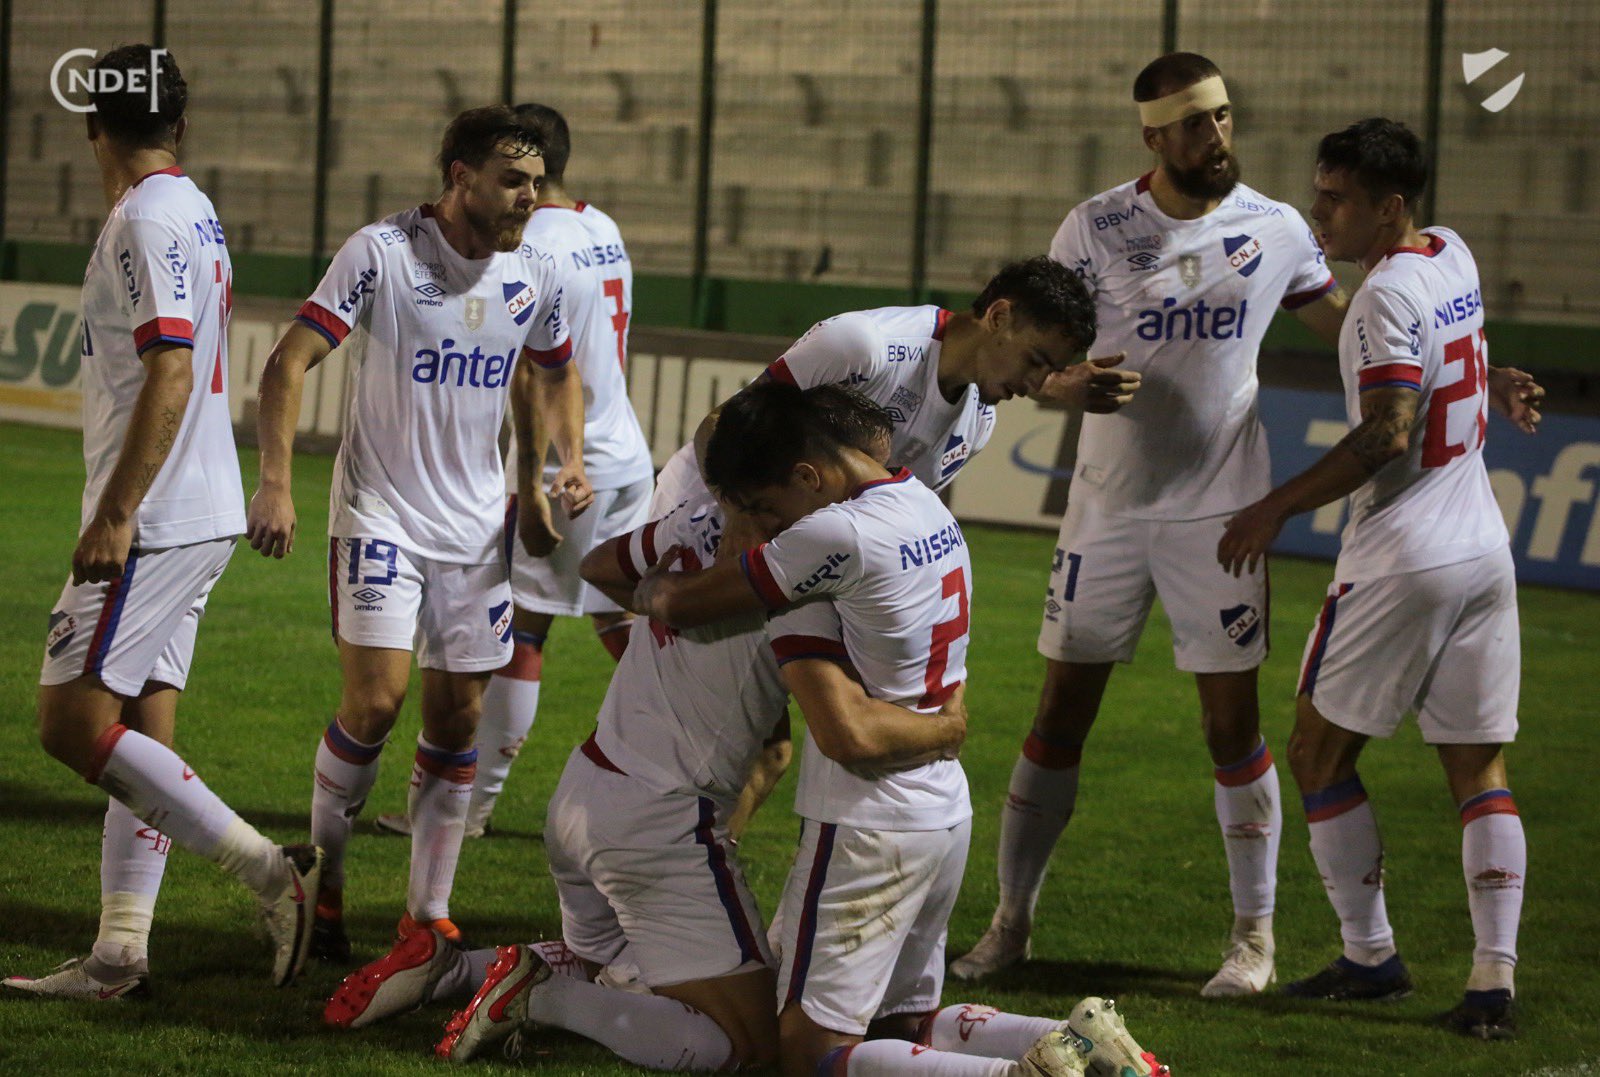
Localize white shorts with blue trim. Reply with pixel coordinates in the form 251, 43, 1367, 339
328, 537, 513, 673
1036, 496, 1269, 673
1298, 546, 1519, 745
508, 475, 653, 617
775, 817, 970, 1035
40, 537, 235, 697
544, 740, 772, 988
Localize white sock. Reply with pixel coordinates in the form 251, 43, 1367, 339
1304, 776, 1396, 965
825, 1040, 1014, 1077
919, 1004, 1058, 1059
91, 726, 281, 896
1459, 789, 1524, 993
311, 717, 386, 893
525, 974, 733, 1070
406, 735, 476, 921
1213, 739, 1282, 924
994, 733, 1081, 928
92, 798, 168, 968
467, 632, 542, 830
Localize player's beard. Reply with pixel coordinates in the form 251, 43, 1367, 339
1167, 149, 1241, 201
467, 200, 530, 253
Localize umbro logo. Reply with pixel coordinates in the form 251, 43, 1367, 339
414, 281, 446, 307
1126, 251, 1160, 272
351, 587, 385, 604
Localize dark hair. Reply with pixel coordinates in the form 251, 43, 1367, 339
512, 102, 571, 181
437, 105, 541, 188
90, 44, 187, 148
1317, 117, 1428, 213
705, 381, 893, 498
1133, 52, 1222, 103
973, 256, 1097, 351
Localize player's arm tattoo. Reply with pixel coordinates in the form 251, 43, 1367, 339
135, 404, 184, 494
1338, 387, 1418, 474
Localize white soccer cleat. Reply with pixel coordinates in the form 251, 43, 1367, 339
1065, 997, 1169, 1077
435, 944, 551, 1062
949, 918, 1031, 981
1018, 1029, 1091, 1077
1, 956, 147, 1001
260, 844, 324, 987
324, 927, 462, 1029
1200, 933, 1275, 998
376, 812, 487, 839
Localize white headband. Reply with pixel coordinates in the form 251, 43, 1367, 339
1138, 75, 1229, 129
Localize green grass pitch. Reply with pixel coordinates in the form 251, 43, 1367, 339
1, 420, 1596, 1075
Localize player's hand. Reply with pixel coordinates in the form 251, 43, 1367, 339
246, 482, 297, 559
72, 513, 134, 585
632, 543, 690, 619
550, 464, 594, 520
1032, 353, 1140, 413
1217, 498, 1284, 578
518, 489, 563, 558
938, 683, 968, 761
717, 508, 771, 565
1487, 366, 1544, 434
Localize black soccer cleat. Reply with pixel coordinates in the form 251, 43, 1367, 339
1283, 955, 1413, 1002
1437, 989, 1516, 1040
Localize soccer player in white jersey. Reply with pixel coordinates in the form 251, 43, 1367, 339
954, 53, 1352, 996
1219, 119, 1543, 1039
245, 106, 589, 965
608, 384, 1167, 1077
373, 103, 655, 843
3, 46, 322, 1000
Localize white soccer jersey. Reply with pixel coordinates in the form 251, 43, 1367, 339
1051, 176, 1336, 519
1334, 228, 1508, 581
766, 306, 996, 491
505, 202, 652, 492
297, 204, 570, 564
79, 167, 244, 549
744, 469, 973, 831
594, 498, 787, 802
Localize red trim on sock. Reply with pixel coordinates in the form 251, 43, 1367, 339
1022, 730, 1082, 769
86, 723, 130, 785
1216, 746, 1274, 787
1460, 794, 1519, 826
413, 751, 476, 784
501, 640, 544, 682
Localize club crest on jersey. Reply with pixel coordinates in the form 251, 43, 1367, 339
1220, 603, 1261, 647
490, 600, 513, 644
940, 433, 971, 479
1178, 253, 1202, 288
46, 610, 77, 657
1224, 234, 1264, 278
464, 297, 486, 331
503, 281, 539, 326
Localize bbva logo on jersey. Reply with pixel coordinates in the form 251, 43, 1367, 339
503, 281, 539, 326
1223, 234, 1263, 277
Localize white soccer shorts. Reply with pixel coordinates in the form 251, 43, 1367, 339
40, 537, 235, 697
776, 817, 970, 1036
1298, 545, 1520, 744
509, 475, 653, 617
1036, 495, 1269, 673
328, 537, 513, 673
544, 739, 772, 988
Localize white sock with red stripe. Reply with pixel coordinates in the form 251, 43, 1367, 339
91, 725, 281, 896
1213, 739, 1282, 929
994, 732, 1081, 929
525, 974, 733, 1070
91, 798, 168, 970
466, 632, 542, 832
1459, 789, 1524, 993
821, 1041, 1014, 1076
1303, 775, 1396, 965
918, 1004, 1059, 1059
311, 717, 386, 894
407, 735, 477, 921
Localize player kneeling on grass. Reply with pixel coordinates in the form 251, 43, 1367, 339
617, 383, 1169, 1077
4, 45, 321, 1001
1218, 118, 1543, 1040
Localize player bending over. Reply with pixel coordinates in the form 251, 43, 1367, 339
1218, 117, 1541, 1040
4, 46, 320, 1000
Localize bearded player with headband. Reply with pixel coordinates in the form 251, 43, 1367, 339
954, 53, 1350, 998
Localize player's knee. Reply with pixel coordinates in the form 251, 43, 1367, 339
36, 693, 97, 776
340, 693, 404, 740
1286, 718, 1342, 792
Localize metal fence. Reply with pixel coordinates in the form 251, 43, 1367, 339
2, 0, 1596, 324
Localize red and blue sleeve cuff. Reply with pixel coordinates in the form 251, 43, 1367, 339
1281, 274, 1338, 310
740, 545, 789, 610
765, 357, 798, 386
770, 634, 850, 666
295, 301, 351, 348
616, 521, 660, 583
1358, 362, 1423, 391
524, 338, 573, 369
132, 317, 195, 355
